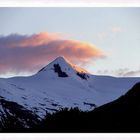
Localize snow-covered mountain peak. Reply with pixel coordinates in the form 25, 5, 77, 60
0, 56, 140, 123
49, 56, 68, 65
37, 56, 90, 80
54, 56, 67, 62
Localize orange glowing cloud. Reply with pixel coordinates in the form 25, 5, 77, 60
0, 33, 105, 75
46, 40, 105, 63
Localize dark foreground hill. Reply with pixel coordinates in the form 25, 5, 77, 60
32, 82, 140, 133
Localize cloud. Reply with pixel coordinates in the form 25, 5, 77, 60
0, 32, 61, 48
118, 69, 140, 77
97, 68, 140, 77
97, 26, 122, 41
0, 32, 105, 75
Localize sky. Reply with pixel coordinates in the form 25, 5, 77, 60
0, 7, 140, 77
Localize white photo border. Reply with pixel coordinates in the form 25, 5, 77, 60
0, 0, 140, 139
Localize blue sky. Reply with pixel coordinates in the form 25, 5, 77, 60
0, 8, 140, 77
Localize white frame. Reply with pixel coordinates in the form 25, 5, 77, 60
0, 0, 140, 138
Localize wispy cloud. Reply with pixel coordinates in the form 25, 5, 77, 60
97, 68, 140, 77
0, 32, 105, 75
97, 26, 122, 41
118, 69, 140, 77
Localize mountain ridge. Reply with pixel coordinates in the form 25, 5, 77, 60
0, 56, 140, 130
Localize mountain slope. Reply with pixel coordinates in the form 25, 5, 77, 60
0, 56, 140, 126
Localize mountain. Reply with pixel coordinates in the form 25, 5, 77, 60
0, 56, 140, 130
36, 82, 140, 132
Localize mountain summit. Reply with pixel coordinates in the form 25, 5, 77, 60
37, 56, 90, 80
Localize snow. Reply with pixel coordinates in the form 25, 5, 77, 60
0, 56, 140, 118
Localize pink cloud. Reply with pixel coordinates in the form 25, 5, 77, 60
0, 33, 105, 75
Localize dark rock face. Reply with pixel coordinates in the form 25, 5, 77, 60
53, 64, 68, 77
37, 66, 46, 73
83, 102, 97, 108
0, 98, 40, 132
77, 72, 89, 80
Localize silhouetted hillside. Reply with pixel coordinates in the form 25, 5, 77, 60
33, 82, 140, 133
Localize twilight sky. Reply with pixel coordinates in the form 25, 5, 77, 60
0, 8, 140, 77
